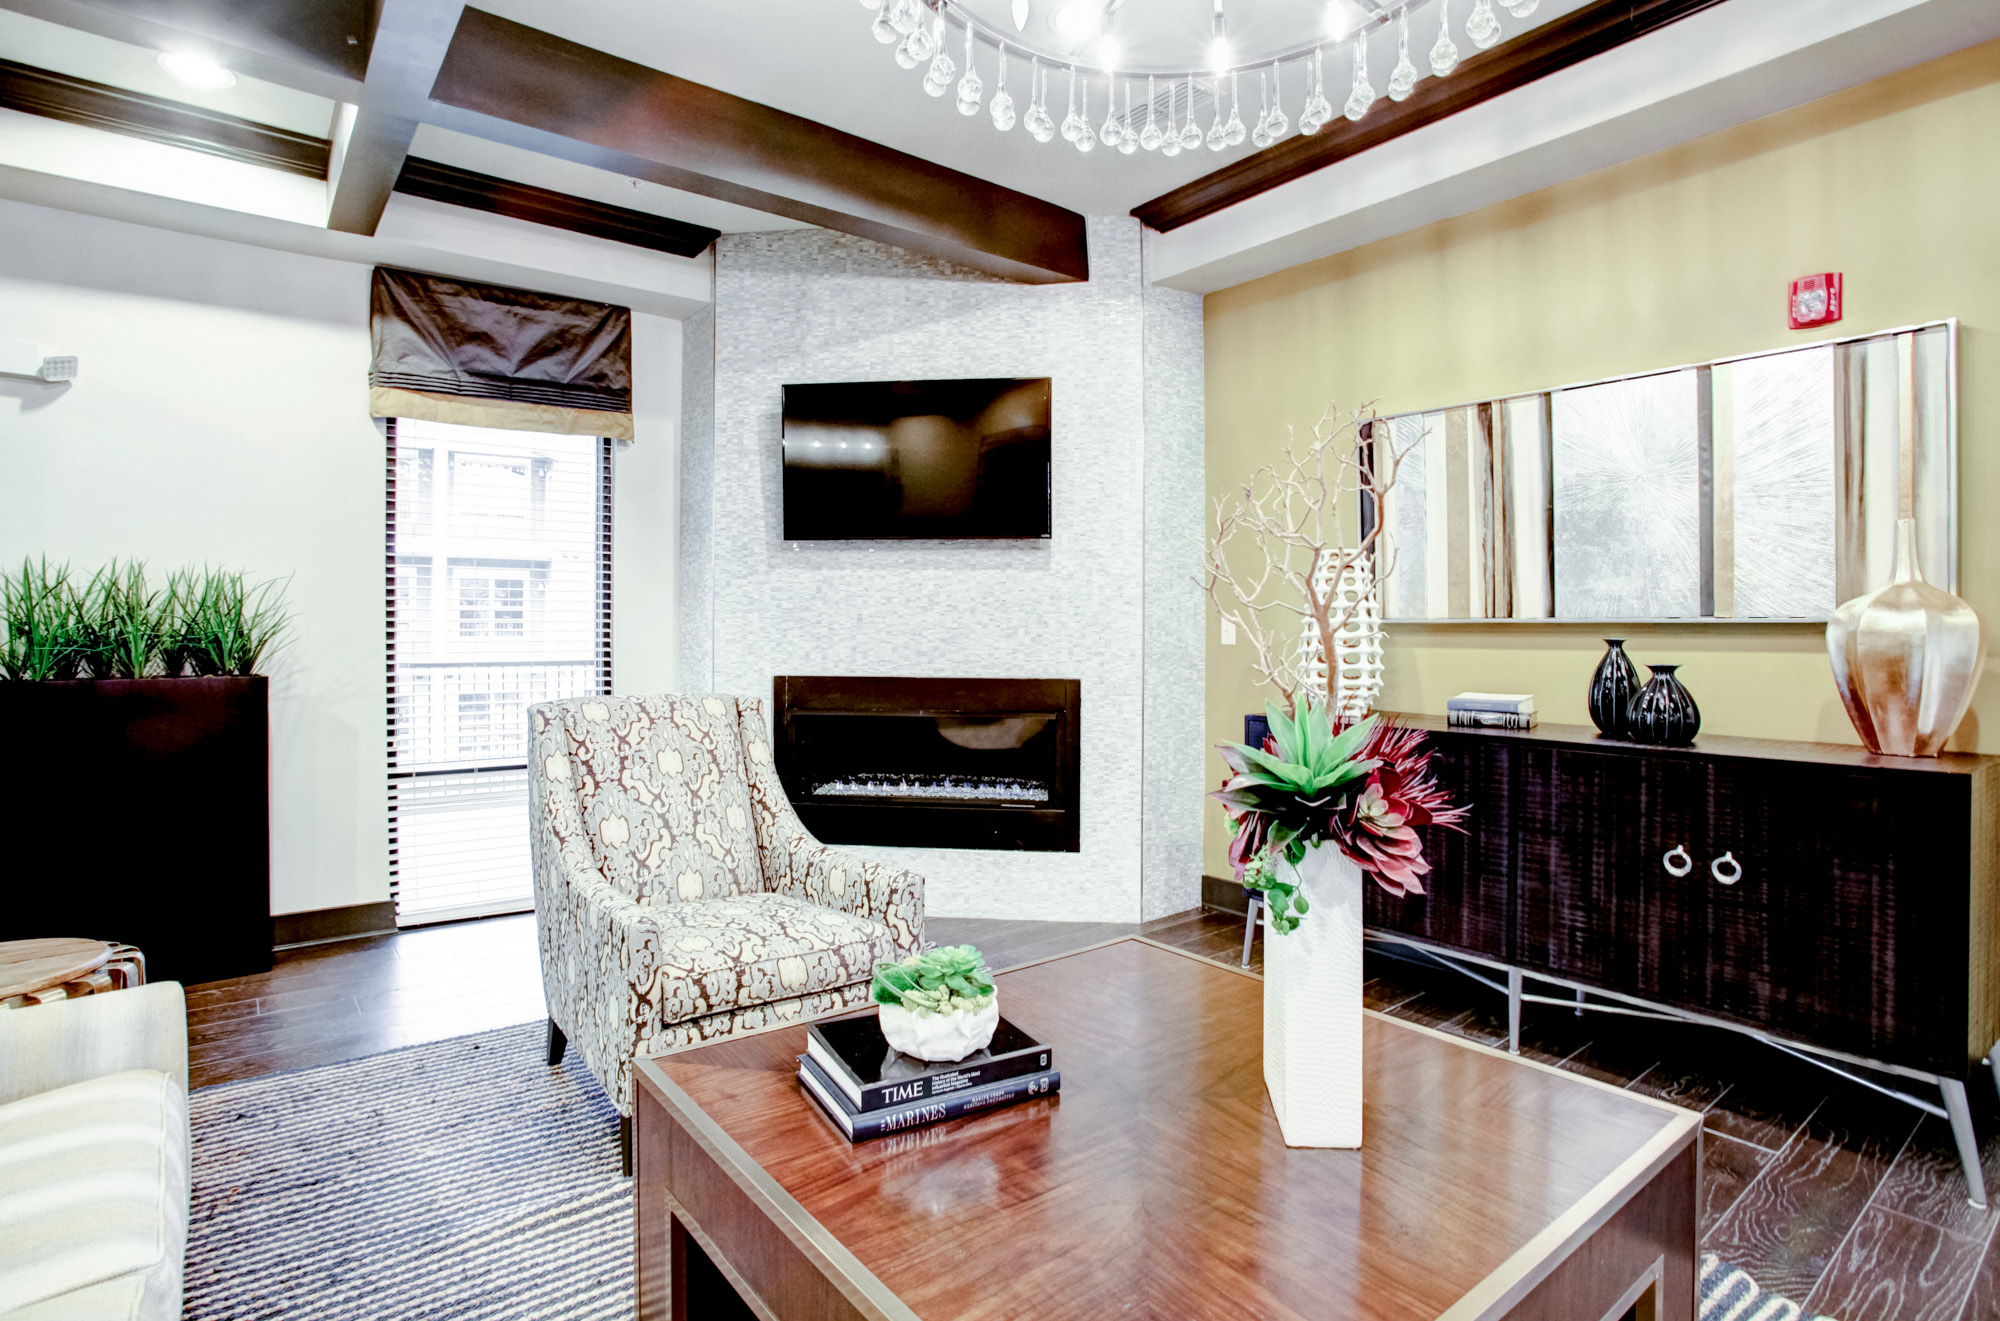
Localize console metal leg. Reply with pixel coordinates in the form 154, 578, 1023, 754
1941, 1077, 1988, 1209
1241, 894, 1263, 968
1506, 968, 1523, 1055
1575, 986, 1586, 1017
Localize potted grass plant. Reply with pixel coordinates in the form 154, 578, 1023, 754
0, 558, 291, 983
871, 945, 999, 1062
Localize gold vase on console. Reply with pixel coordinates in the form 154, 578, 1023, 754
1828, 517, 1986, 757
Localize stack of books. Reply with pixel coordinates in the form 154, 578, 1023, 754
798, 1013, 1059, 1141
1446, 692, 1538, 730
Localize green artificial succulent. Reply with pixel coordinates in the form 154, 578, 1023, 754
1212, 694, 1381, 934
871, 945, 996, 1017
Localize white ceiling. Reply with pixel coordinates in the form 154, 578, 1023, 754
471, 0, 1589, 216
2, 0, 1995, 313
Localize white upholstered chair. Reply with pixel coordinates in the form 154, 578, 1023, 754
0, 982, 191, 1321
529, 693, 926, 1169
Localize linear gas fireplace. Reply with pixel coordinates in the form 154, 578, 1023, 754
774, 676, 1080, 853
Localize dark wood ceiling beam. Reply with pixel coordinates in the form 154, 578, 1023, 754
0, 57, 330, 177
426, 8, 1088, 285
393, 157, 720, 257
325, 0, 466, 236
1132, 0, 1732, 232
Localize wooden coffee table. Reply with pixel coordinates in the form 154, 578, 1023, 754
635, 938, 1699, 1321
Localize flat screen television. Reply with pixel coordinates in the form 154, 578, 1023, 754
781, 378, 1052, 540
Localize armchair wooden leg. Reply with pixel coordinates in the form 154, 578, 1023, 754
621, 1115, 633, 1179
545, 1018, 567, 1067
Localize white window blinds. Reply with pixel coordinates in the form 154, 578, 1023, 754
386, 417, 612, 925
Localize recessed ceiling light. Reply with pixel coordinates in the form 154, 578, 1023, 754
157, 50, 236, 90
1324, 0, 1369, 40
1207, 35, 1232, 73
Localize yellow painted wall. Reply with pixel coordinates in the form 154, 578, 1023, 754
1201, 39, 2000, 876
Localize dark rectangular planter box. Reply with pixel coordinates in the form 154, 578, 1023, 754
0, 676, 272, 984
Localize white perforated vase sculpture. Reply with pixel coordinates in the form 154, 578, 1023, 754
1263, 842, 1365, 1147
1296, 558, 1385, 722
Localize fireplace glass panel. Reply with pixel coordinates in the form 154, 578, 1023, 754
775, 678, 1080, 853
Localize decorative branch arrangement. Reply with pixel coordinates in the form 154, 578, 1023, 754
1, 558, 292, 681
1200, 402, 1405, 715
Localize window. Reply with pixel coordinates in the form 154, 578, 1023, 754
386, 418, 612, 925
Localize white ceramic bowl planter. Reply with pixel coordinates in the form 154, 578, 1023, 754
871, 944, 1000, 1062
878, 998, 1000, 1062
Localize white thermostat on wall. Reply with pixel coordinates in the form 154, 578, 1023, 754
0, 341, 76, 381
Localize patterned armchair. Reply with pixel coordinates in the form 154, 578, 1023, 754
529, 693, 925, 1162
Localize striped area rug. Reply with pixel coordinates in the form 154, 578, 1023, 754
186, 1021, 632, 1320
184, 1023, 1831, 1320
1701, 1253, 1837, 1321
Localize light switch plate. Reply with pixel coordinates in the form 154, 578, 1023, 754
1220, 619, 1237, 645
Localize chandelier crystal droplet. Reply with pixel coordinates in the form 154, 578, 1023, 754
1264, 63, 1289, 141
954, 23, 982, 112
921, 22, 955, 97
1430, 0, 1460, 78
857, 1, 1510, 163
1299, 48, 1333, 135
988, 42, 1014, 129
1026, 61, 1055, 141
1343, 38, 1375, 122
1466, 0, 1503, 50
1388, 11, 1418, 101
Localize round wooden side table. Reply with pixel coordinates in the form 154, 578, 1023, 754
0, 938, 147, 1008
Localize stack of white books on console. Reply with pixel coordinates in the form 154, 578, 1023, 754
1446, 693, 1537, 730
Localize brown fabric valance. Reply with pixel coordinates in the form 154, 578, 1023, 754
369, 267, 634, 440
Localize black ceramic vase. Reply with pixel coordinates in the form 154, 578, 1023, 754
1626, 665, 1701, 746
1586, 639, 1641, 738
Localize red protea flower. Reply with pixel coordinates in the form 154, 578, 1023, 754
1326, 720, 1471, 897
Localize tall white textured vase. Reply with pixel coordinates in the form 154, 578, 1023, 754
1263, 841, 1365, 1147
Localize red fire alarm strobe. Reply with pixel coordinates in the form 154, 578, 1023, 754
1789, 273, 1843, 329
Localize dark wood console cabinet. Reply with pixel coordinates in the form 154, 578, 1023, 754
1369, 716, 2000, 1080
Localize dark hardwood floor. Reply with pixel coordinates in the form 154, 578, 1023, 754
186, 906, 2000, 1320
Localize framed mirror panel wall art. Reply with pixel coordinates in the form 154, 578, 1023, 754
1367, 320, 1957, 624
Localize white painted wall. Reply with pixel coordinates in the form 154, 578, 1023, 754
0, 197, 682, 917
616, 311, 682, 697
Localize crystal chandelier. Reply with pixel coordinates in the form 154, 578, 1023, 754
858, 0, 1538, 159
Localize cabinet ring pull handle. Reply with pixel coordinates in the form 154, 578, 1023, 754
1711, 852, 1743, 885
1663, 845, 1692, 877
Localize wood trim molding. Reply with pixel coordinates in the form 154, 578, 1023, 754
272, 901, 398, 949
428, 8, 1089, 284
394, 156, 721, 257
1131, 0, 1731, 232
0, 57, 331, 178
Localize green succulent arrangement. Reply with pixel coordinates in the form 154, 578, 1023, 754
2, 557, 292, 681
871, 945, 996, 1017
